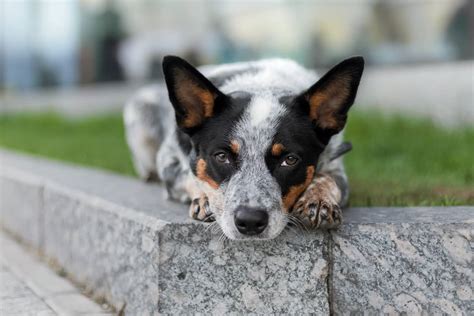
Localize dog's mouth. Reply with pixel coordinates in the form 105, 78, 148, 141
214, 207, 288, 241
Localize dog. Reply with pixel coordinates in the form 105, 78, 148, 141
124, 56, 364, 240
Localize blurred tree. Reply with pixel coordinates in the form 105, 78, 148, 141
94, 1, 125, 82
446, 0, 474, 60
372, 0, 407, 44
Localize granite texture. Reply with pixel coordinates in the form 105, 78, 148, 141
1, 150, 473, 315
0, 175, 43, 249
0, 149, 186, 221
158, 224, 329, 314
42, 186, 162, 315
331, 222, 473, 315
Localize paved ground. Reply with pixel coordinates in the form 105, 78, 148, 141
0, 264, 56, 315
0, 232, 113, 315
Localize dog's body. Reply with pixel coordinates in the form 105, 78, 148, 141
124, 57, 364, 240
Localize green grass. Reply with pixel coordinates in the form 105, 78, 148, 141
344, 112, 473, 206
0, 111, 472, 206
0, 113, 134, 176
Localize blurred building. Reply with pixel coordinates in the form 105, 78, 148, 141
1, 0, 472, 91
1, 0, 80, 90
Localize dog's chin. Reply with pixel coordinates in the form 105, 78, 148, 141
226, 231, 284, 241
216, 215, 287, 241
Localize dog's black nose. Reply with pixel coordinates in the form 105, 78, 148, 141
234, 207, 269, 235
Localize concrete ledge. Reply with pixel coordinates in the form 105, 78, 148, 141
0, 149, 472, 314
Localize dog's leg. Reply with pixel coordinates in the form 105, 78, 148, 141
124, 85, 169, 182
292, 136, 349, 229
292, 172, 343, 229
158, 152, 215, 222
184, 175, 216, 222
173, 179, 214, 222
291, 133, 349, 228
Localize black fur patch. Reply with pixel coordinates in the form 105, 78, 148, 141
266, 97, 326, 197
176, 129, 192, 155
190, 92, 251, 184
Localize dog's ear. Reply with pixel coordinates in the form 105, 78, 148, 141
300, 56, 364, 138
163, 56, 225, 131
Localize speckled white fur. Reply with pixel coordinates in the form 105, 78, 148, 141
216, 93, 289, 239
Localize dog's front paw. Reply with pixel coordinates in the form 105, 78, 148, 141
189, 195, 215, 222
292, 182, 342, 229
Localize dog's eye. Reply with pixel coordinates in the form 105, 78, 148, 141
214, 152, 230, 164
281, 155, 299, 167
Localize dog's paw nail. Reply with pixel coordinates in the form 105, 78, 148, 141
203, 215, 215, 222
319, 204, 329, 219
293, 206, 303, 215
203, 201, 212, 216
193, 205, 200, 216
307, 203, 318, 220
333, 206, 342, 224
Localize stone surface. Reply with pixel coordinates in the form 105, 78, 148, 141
330, 222, 473, 314
0, 267, 57, 316
158, 224, 329, 314
0, 149, 185, 222
1, 150, 473, 315
344, 206, 474, 224
0, 174, 43, 249
0, 232, 112, 315
42, 186, 162, 315
0, 233, 77, 298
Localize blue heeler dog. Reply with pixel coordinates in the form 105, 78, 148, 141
124, 56, 364, 240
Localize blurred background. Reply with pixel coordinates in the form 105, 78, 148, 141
0, 0, 473, 206
1, 0, 473, 87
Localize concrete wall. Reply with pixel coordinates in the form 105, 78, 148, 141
1, 150, 472, 314
356, 61, 474, 127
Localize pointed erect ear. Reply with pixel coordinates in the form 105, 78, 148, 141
162, 56, 225, 130
301, 56, 364, 136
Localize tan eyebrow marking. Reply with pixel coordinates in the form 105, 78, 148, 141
271, 143, 285, 156
230, 139, 240, 154
196, 158, 219, 190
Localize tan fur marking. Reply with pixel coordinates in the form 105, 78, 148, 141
197, 86, 215, 118
307, 78, 351, 130
271, 143, 285, 156
196, 159, 219, 190
230, 140, 240, 154
182, 109, 203, 129
283, 166, 315, 211
174, 69, 216, 128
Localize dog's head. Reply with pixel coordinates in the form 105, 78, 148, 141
163, 56, 364, 240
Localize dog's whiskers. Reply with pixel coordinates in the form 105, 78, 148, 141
284, 224, 300, 237
218, 231, 228, 244
203, 220, 228, 245
285, 214, 310, 237
204, 221, 217, 233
